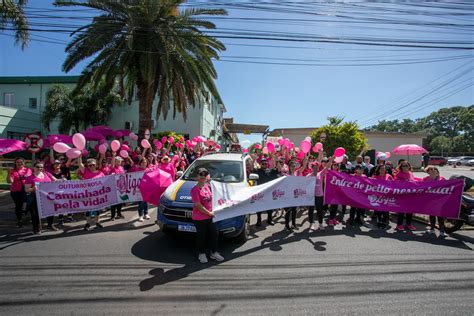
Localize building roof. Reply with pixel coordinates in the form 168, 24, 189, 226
225, 123, 269, 134
270, 127, 427, 137
0, 76, 80, 84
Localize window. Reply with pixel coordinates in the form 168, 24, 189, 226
3, 93, 14, 107
29, 98, 37, 109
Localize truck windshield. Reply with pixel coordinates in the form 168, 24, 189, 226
182, 160, 244, 183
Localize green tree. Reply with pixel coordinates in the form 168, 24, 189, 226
429, 136, 452, 155
311, 116, 367, 159
56, 0, 226, 137
0, 0, 29, 49
43, 83, 122, 133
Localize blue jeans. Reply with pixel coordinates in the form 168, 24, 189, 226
138, 201, 148, 217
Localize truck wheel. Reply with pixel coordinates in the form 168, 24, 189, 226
236, 215, 250, 242
444, 219, 464, 234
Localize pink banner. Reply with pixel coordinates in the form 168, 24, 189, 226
324, 170, 463, 218
36, 176, 118, 218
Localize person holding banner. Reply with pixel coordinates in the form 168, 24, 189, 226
7, 158, 32, 228
284, 157, 308, 232
191, 168, 224, 264
130, 157, 151, 222
254, 158, 278, 227
78, 158, 105, 230
308, 156, 333, 231
24, 161, 57, 234
423, 166, 448, 237
372, 164, 394, 229
109, 155, 125, 220
394, 161, 417, 231
347, 165, 367, 226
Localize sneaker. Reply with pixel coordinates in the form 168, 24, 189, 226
96, 222, 104, 228
110, 217, 115, 221
198, 253, 208, 263
439, 231, 449, 238
285, 226, 293, 233
327, 219, 334, 226
318, 224, 325, 231
267, 220, 275, 226
33, 230, 42, 235
426, 228, 435, 235
138, 216, 144, 222
310, 223, 317, 231
83, 223, 91, 231
144, 214, 151, 220
47, 225, 58, 231
117, 215, 125, 219
396, 225, 405, 231
406, 225, 417, 231
210, 252, 225, 262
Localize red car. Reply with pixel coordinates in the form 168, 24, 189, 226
428, 156, 447, 166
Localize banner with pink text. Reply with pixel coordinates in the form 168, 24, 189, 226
324, 170, 463, 218
36, 172, 145, 218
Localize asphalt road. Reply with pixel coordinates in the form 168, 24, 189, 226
0, 207, 473, 315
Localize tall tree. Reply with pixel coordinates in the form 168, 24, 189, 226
56, 0, 226, 137
311, 116, 367, 159
43, 83, 122, 133
0, 0, 29, 49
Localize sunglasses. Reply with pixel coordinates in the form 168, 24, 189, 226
88, 164, 96, 167
198, 172, 209, 177
35, 166, 44, 169
401, 164, 409, 167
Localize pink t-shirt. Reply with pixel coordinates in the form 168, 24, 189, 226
101, 165, 111, 175
82, 169, 105, 180
24, 173, 52, 186
110, 166, 125, 175
372, 174, 394, 181
422, 176, 445, 182
191, 184, 212, 221
10, 167, 32, 192
311, 168, 328, 197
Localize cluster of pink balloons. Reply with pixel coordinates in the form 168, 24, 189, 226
53, 133, 88, 159
333, 147, 346, 163
376, 151, 392, 160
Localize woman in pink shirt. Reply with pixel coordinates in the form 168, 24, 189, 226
191, 167, 224, 264
371, 164, 394, 229
109, 155, 125, 220
24, 161, 56, 234
423, 166, 448, 237
159, 155, 176, 180
308, 156, 333, 231
284, 156, 308, 232
78, 158, 105, 230
7, 157, 32, 227
394, 161, 417, 231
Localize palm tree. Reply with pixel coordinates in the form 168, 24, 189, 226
56, 0, 226, 136
43, 83, 122, 133
0, 0, 29, 49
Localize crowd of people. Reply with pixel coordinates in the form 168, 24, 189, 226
6, 141, 212, 234
5, 136, 450, 264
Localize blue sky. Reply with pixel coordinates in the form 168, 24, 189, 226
0, 1, 472, 146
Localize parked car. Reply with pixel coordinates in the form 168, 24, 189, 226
157, 152, 258, 242
428, 156, 448, 166
448, 156, 474, 166
466, 159, 474, 167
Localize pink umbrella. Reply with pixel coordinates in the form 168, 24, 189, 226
392, 144, 428, 156
114, 129, 131, 138
0, 139, 27, 155
204, 139, 217, 147
139, 169, 174, 206
87, 126, 114, 137
44, 134, 73, 148
82, 131, 105, 141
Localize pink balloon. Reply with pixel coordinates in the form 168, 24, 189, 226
162, 136, 167, 144
266, 142, 275, 153
297, 151, 305, 160
300, 140, 311, 153
120, 144, 131, 152
312, 145, 318, 153
262, 147, 269, 154
315, 142, 323, 151
66, 148, 81, 159
334, 147, 346, 157
98, 144, 107, 154
154, 141, 163, 150
119, 150, 129, 158
243, 148, 249, 153
255, 144, 262, 150
111, 140, 121, 152
334, 155, 344, 163
53, 142, 71, 154
288, 142, 295, 150
72, 133, 86, 150
168, 136, 175, 143
385, 152, 391, 159
305, 136, 311, 142
141, 139, 151, 149
129, 133, 139, 141
81, 149, 89, 157
278, 139, 285, 146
